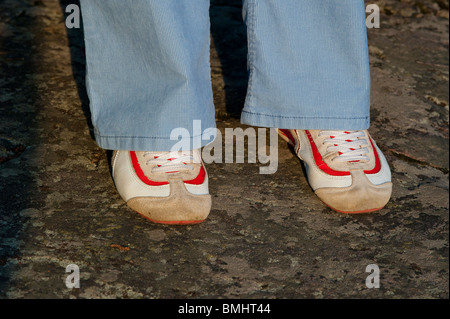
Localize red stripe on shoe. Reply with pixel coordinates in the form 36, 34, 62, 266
305, 130, 350, 176
279, 129, 296, 144
304, 131, 382, 177
363, 137, 382, 175
184, 165, 206, 185
130, 151, 206, 186
130, 151, 169, 186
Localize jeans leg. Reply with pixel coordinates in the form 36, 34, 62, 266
241, 0, 371, 130
80, 0, 216, 151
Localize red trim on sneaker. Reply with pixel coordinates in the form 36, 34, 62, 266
279, 129, 296, 144
184, 165, 206, 185
305, 130, 351, 176
363, 137, 382, 175
130, 151, 206, 186
304, 131, 382, 177
130, 151, 169, 186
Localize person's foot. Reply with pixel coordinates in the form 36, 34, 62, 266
278, 129, 392, 213
111, 149, 211, 224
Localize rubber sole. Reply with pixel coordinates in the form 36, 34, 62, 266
324, 204, 386, 214
133, 209, 205, 225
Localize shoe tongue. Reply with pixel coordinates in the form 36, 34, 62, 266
152, 149, 202, 163
144, 150, 197, 159
137, 150, 203, 178
191, 149, 202, 163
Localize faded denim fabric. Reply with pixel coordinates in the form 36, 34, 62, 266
80, 0, 370, 151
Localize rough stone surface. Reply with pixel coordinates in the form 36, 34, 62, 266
0, 0, 448, 299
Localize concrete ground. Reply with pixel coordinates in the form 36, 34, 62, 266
0, 0, 448, 299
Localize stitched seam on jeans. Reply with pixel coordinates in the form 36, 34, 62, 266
245, 0, 257, 107
95, 133, 209, 140
242, 110, 369, 120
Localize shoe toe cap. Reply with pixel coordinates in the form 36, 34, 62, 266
126, 180, 211, 224
314, 170, 392, 214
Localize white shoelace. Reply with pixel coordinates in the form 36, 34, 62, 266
143, 151, 196, 173
318, 130, 370, 162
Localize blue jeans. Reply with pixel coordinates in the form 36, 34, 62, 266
80, 0, 371, 151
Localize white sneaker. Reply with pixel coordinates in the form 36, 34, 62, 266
279, 129, 392, 213
112, 149, 211, 224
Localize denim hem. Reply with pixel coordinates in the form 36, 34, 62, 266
240, 110, 370, 130
94, 127, 217, 151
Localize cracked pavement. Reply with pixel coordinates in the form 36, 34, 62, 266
0, 0, 448, 299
